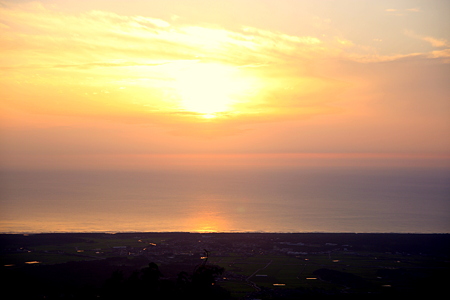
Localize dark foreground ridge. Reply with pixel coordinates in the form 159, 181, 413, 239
1, 232, 449, 299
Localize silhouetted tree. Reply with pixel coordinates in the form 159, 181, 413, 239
188, 250, 228, 299
102, 270, 125, 299
176, 271, 190, 293
141, 262, 161, 286
192, 264, 224, 289
102, 258, 229, 300
140, 262, 162, 298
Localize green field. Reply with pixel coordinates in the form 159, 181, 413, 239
1, 233, 449, 299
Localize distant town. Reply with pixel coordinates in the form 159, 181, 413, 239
1, 232, 449, 299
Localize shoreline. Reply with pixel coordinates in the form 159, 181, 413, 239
1, 231, 449, 235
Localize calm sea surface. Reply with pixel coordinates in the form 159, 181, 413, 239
1, 167, 449, 233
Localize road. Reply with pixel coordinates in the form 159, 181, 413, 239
246, 259, 273, 291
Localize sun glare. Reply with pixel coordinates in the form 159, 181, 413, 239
171, 62, 254, 118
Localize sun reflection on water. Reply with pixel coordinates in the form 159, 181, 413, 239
185, 207, 230, 233
191, 216, 227, 233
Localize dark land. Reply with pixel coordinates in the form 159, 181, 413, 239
1, 232, 449, 299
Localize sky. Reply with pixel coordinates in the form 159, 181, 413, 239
1, 0, 449, 171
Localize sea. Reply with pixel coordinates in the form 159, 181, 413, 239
1, 166, 449, 233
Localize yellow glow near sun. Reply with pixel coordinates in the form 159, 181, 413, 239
171, 62, 253, 118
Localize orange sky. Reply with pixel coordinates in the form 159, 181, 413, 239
1, 0, 449, 170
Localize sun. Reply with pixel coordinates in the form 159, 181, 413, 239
172, 62, 253, 118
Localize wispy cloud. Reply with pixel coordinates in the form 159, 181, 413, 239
0, 2, 324, 68
403, 30, 450, 60
385, 7, 420, 16
0, 2, 342, 125
422, 36, 449, 48
1, 1, 448, 134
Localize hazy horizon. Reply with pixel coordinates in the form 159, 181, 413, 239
2, 165, 449, 234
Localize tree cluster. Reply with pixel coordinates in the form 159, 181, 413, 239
101, 262, 229, 300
